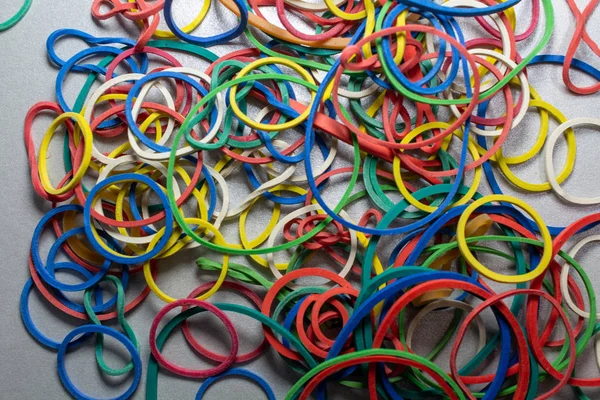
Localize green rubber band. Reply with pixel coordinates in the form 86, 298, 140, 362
285, 348, 467, 400
84, 275, 139, 376
0, 0, 32, 31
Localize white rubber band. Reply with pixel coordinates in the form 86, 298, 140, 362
82, 73, 176, 165
544, 117, 600, 205
560, 234, 600, 319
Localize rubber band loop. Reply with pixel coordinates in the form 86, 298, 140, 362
0, 0, 32, 31
57, 325, 142, 400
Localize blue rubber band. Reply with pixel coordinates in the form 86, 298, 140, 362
57, 324, 142, 400
56, 46, 141, 114
163, 0, 248, 47
54, 262, 129, 315
530, 54, 600, 79
46, 29, 147, 75
20, 277, 92, 350
195, 368, 276, 400
42, 227, 111, 291
83, 174, 174, 264
30, 205, 111, 292
381, 7, 460, 95
327, 271, 511, 400
396, 0, 522, 17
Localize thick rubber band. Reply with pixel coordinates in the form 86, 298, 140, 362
57, 324, 142, 400
149, 299, 239, 378
0, 0, 32, 31
456, 195, 552, 283
195, 368, 276, 400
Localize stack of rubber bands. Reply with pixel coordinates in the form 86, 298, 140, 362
15, 0, 600, 398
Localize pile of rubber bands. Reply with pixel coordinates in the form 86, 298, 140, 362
15, 0, 600, 398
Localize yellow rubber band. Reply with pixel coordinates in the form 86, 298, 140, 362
392, 122, 482, 213
38, 112, 93, 196
229, 57, 316, 131
324, 0, 367, 20
495, 99, 576, 192
143, 218, 229, 303
456, 194, 552, 284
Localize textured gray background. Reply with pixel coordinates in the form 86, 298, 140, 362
1, 0, 600, 399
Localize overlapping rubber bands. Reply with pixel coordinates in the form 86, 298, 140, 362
15, 0, 600, 399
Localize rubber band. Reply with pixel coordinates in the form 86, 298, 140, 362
0, 0, 32, 31
55, 46, 143, 114
45, 29, 146, 74
286, 349, 467, 400
562, 0, 600, 94
561, 235, 600, 319
195, 368, 276, 400
84, 274, 139, 376
28, 253, 156, 321
229, 57, 316, 131
57, 325, 142, 400
451, 289, 576, 399
24, 102, 78, 202
38, 227, 111, 292
149, 299, 239, 378
21, 277, 91, 349
367, 277, 525, 399
84, 174, 174, 264
124, 69, 221, 158
182, 281, 268, 363
164, 0, 248, 47
143, 218, 229, 303
92, 0, 165, 21
544, 117, 600, 204
265, 204, 358, 283
405, 299, 487, 358
37, 112, 93, 196
456, 195, 552, 283
495, 98, 577, 192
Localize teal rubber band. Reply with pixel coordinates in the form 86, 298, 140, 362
0, 0, 32, 31
84, 275, 139, 376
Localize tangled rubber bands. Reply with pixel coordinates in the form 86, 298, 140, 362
16, 0, 600, 399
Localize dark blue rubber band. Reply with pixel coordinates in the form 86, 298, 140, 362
20, 277, 92, 350
83, 174, 174, 264
163, 0, 248, 47
195, 368, 276, 400
57, 324, 142, 400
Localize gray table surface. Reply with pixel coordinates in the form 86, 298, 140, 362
2, 0, 600, 399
